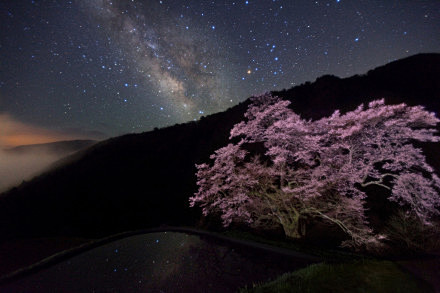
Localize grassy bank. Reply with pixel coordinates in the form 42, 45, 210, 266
239, 260, 432, 293
222, 230, 367, 262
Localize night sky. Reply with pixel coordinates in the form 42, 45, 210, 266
1, 0, 439, 146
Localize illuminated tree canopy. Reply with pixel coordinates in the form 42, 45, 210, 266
190, 94, 440, 249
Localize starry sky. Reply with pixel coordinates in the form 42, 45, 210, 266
0, 0, 439, 146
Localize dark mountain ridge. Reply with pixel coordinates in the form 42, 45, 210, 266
4, 140, 97, 156
0, 53, 439, 242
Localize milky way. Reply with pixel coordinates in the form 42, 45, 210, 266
81, 0, 236, 120
0, 0, 439, 141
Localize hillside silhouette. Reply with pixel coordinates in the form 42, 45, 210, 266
4, 140, 96, 157
0, 53, 439, 243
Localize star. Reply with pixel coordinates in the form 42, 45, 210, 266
0, 0, 437, 139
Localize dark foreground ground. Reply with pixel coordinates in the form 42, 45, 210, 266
0, 228, 439, 292
398, 256, 440, 293
0, 228, 318, 292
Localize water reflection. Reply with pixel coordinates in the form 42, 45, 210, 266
2, 232, 313, 292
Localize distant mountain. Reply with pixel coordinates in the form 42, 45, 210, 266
274, 53, 440, 120
4, 140, 97, 156
0, 53, 439, 242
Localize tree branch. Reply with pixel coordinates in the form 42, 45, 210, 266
360, 173, 398, 190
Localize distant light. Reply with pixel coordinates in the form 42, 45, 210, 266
245, 1, 249, 4
355, 37, 359, 42
274, 57, 279, 61
211, 25, 215, 30
124, 83, 129, 87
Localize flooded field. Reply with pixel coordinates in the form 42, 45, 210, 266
1, 232, 314, 292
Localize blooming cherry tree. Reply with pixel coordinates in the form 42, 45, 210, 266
190, 93, 440, 249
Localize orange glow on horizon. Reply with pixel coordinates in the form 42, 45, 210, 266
1, 134, 73, 148
0, 114, 78, 148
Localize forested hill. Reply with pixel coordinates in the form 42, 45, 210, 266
273, 53, 440, 120
0, 53, 439, 241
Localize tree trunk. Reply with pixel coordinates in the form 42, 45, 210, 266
283, 224, 301, 238
279, 213, 305, 239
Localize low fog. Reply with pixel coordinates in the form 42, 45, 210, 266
0, 148, 62, 193
0, 114, 97, 193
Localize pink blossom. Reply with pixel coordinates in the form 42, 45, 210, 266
190, 94, 440, 250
